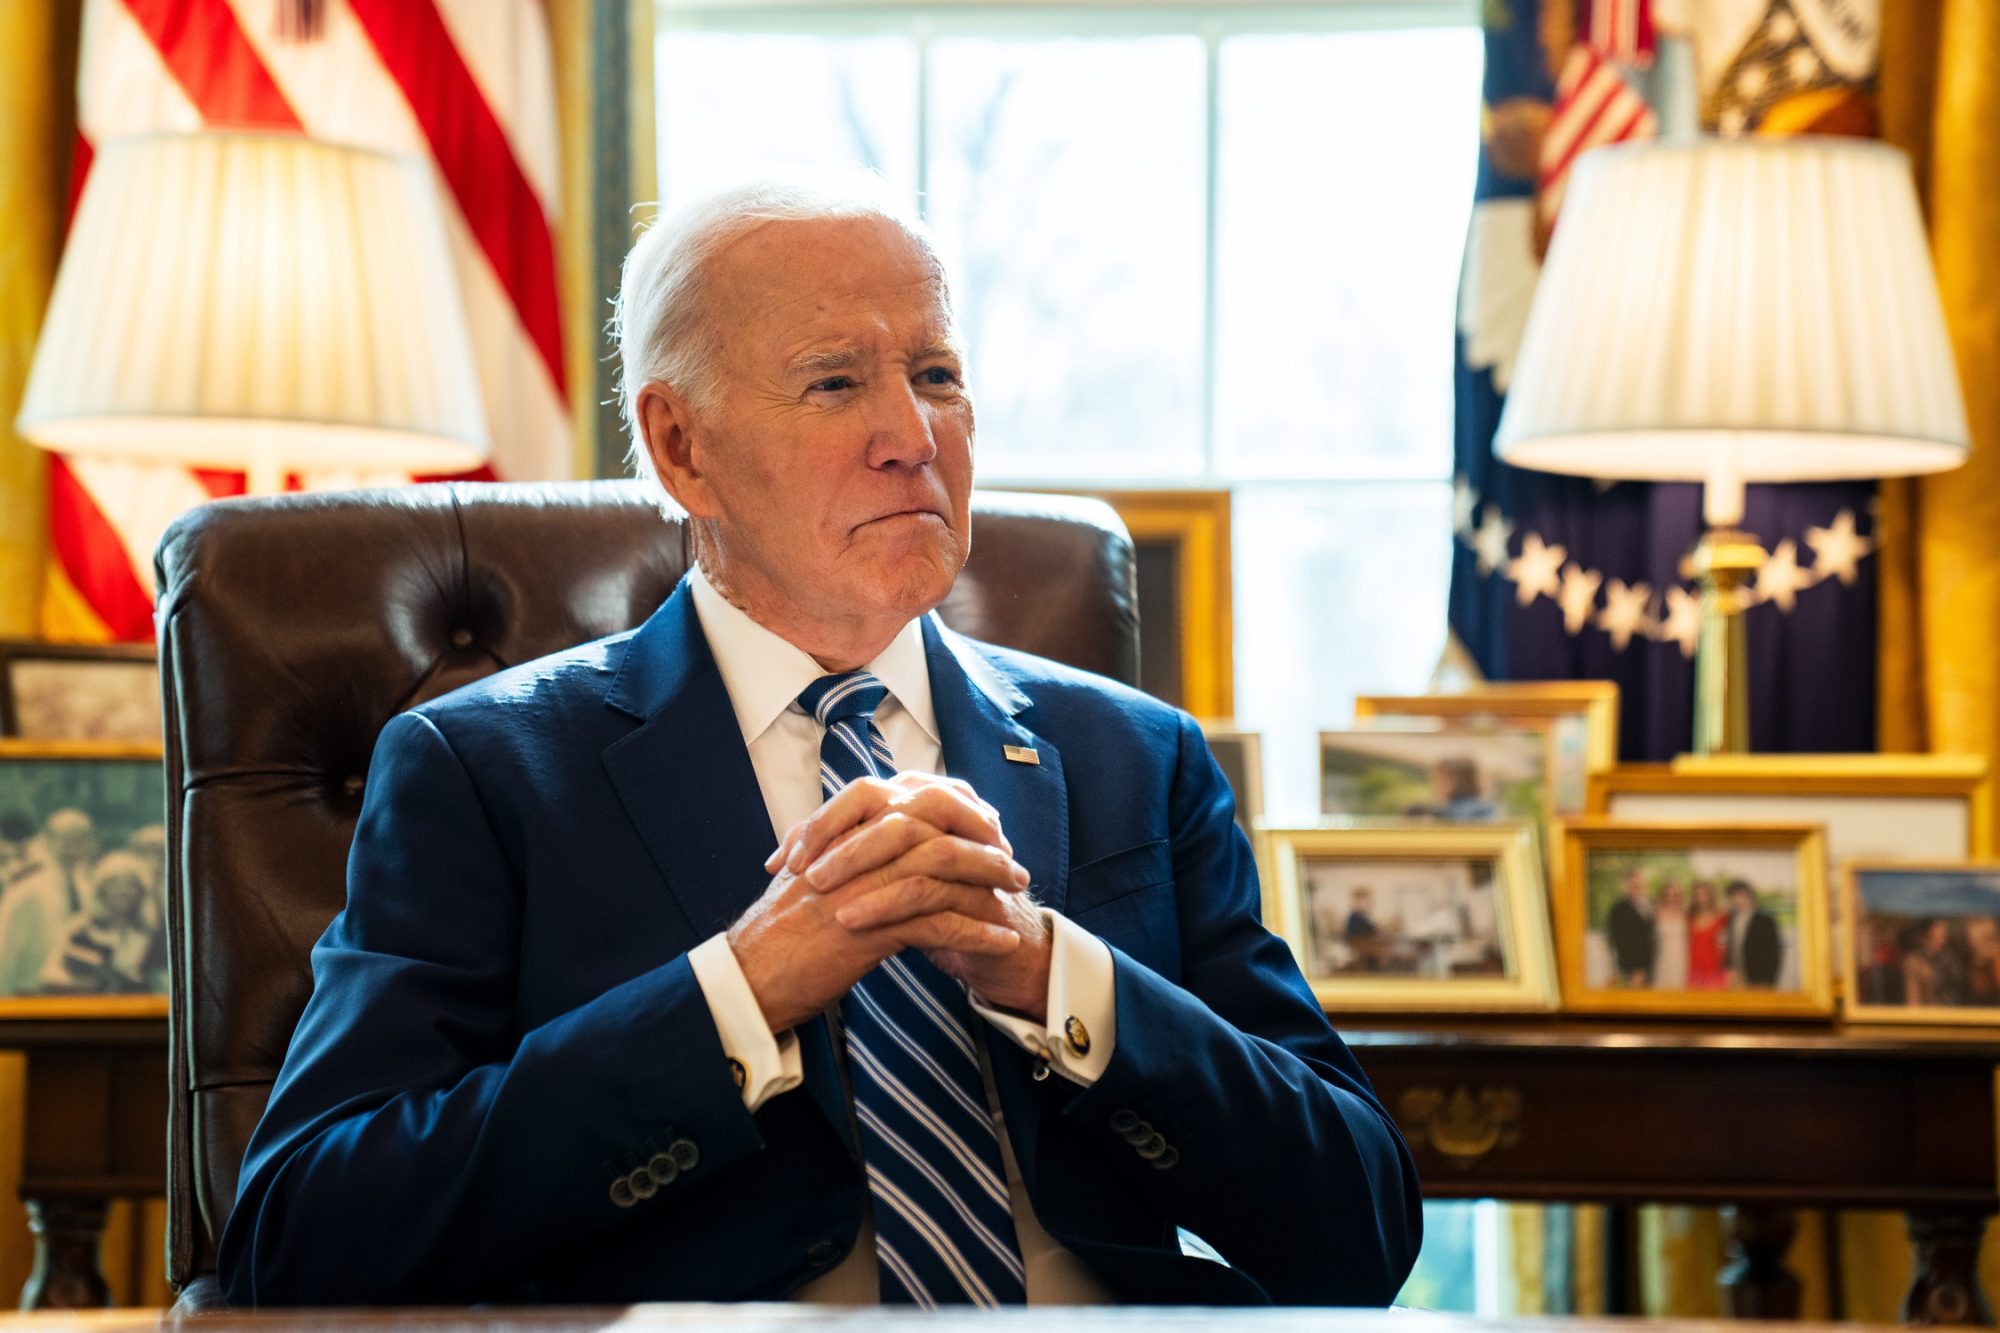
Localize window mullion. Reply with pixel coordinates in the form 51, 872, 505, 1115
1199, 22, 1222, 487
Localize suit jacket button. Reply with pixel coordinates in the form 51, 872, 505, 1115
806, 1240, 842, 1267
627, 1167, 660, 1200
1122, 1119, 1154, 1146
646, 1153, 681, 1186
1136, 1133, 1168, 1160
1151, 1146, 1181, 1171
609, 1177, 638, 1209
669, 1138, 700, 1171
1108, 1109, 1140, 1134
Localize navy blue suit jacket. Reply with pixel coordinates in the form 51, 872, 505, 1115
218, 582, 1421, 1306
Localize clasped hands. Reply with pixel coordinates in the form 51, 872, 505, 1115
728, 773, 1052, 1035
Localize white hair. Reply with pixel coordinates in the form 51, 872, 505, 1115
612, 171, 945, 520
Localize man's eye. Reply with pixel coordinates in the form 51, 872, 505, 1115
809, 376, 856, 394
918, 367, 962, 387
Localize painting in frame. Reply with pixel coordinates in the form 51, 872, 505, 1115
1265, 823, 1557, 1013
1354, 681, 1618, 816
0, 640, 160, 744
1553, 818, 1833, 1018
0, 740, 169, 1018
1842, 860, 2000, 1026
1197, 722, 1262, 843
1320, 725, 1558, 832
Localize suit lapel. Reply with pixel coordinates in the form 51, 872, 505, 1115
923, 617, 1073, 1212
599, 584, 852, 1147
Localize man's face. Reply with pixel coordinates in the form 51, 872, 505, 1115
664, 215, 973, 635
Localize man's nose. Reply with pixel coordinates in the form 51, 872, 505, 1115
864, 379, 940, 469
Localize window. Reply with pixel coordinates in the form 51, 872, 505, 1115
656, 1, 1480, 820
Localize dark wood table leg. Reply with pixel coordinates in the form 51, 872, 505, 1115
20, 1199, 109, 1310
1719, 1206, 1801, 1319
1905, 1209, 1997, 1326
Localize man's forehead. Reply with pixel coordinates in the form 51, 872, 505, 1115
711, 215, 952, 343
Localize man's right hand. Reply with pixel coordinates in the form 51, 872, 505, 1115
727, 774, 1032, 1035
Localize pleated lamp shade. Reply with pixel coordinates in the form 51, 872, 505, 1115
1495, 137, 1968, 488
17, 131, 488, 490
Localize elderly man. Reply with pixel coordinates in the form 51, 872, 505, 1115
220, 180, 1419, 1308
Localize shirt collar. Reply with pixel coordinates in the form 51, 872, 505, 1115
686, 566, 937, 750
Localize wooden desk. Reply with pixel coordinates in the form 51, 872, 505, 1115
1347, 1019, 2000, 1324
0, 1018, 168, 1310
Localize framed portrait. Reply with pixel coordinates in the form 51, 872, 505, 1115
1842, 861, 2000, 1026
0, 740, 170, 1017
1264, 823, 1556, 1012
1553, 819, 1833, 1018
1197, 722, 1262, 841
0, 640, 161, 744
1319, 725, 1557, 830
1027, 489, 1232, 718
1354, 681, 1618, 815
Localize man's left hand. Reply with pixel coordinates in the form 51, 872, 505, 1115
769, 772, 1054, 1022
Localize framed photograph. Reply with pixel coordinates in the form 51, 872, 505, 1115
1553, 819, 1833, 1017
0, 640, 161, 744
1354, 681, 1618, 815
0, 740, 170, 1017
1197, 723, 1262, 841
1319, 725, 1557, 829
1265, 823, 1557, 1012
1842, 861, 2000, 1026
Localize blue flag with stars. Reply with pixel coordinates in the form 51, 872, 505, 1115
1448, 0, 1878, 763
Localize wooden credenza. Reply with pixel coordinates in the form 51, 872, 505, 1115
1347, 1019, 2000, 1324
1, 1017, 1995, 1321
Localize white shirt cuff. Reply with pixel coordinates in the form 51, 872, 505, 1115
970, 909, 1115, 1086
688, 932, 803, 1112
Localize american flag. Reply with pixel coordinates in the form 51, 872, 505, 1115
1589, 0, 1656, 67
48, 0, 571, 642
1536, 42, 1658, 239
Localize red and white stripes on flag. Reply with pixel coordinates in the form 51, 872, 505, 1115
53, 0, 571, 641
1589, 0, 1655, 68
1536, 43, 1659, 239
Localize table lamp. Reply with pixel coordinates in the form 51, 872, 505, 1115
1494, 136, 1970, 753
16, 130, 488, 496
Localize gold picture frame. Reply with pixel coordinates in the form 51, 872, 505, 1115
1355, 681, 1618, 816
1319, 724, 1561, 834
1553, 818, 1833, 1018
1264, 823, 1557, 1013
1841, 860, 2000, 1027
1196, 721, 1263, 842
0, 739, 169, 1019
1030, 488, 1232, 718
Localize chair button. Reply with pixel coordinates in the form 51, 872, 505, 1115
609, 1177, 637, 1209
450, 627, 475, 649
1108, 1109, 1140, 1134
627, 1167, 659, 1200
668, 1138, 700, 1171
1151, 1146, 1180, 1171
806, 1240, 843, 1267
646, 1153, 680, 1186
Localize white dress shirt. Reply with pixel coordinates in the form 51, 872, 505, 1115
680, 567, 1116, 1303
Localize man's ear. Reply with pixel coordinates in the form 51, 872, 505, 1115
637, 381, 719, 518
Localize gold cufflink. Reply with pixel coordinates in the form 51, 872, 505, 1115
1063, 1016, 1091, 1056
728, 1058, 747, 1090
1002, 745, 1040, 765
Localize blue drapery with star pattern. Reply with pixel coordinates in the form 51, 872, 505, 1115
1447, 0, 1878, 763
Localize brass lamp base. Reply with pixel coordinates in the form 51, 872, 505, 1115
1689, 527, 1765, 755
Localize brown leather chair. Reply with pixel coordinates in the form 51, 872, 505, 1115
153, 480, 1137, 1308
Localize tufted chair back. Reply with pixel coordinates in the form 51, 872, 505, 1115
153, 480, 1138, 1301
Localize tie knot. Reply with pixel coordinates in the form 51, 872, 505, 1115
797, 671, 889, 727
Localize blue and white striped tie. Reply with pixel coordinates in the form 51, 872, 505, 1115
796, 672, 1028, 1308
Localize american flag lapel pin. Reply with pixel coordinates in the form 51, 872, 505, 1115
1002, 744, 1040, 766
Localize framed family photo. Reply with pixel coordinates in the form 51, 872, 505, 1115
1354, 680, 1617, 815
1553, 819, 1833, 1018
0, 640, 161, 744
1319, 725, 1556, 829
0, 740, 169, 1017
1843, 861, 2000, 1026
1265, 823, 1557, 1012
